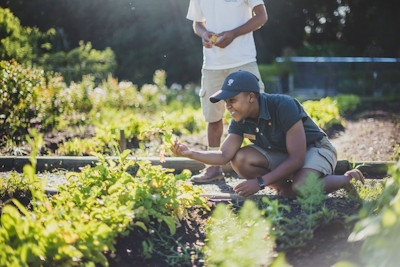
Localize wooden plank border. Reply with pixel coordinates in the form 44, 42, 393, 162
0, 156, 395, 176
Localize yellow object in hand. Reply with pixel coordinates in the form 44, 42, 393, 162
211, 35, 218, 44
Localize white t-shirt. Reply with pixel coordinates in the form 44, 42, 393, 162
187, 0, 264, 70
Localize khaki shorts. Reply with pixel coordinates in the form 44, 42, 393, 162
200, 62, 265, 123
250, 136, 338, 176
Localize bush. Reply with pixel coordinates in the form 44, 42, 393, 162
348, 160, 400, 267
38, 41, 117, 85
0, 60, 44, 138
333, 94, 361, 115
302, 96, 343, 130
204, 201, 284, 267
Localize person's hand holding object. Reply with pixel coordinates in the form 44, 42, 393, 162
170, 139, 193, 158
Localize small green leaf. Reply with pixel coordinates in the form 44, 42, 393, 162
134, 221, 148, 232
162, 216, 176, 235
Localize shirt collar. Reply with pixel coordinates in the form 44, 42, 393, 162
238, 93, 271, 124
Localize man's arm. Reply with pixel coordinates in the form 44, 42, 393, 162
215, 4, 268, 48
171, 133, 243, 166
193, 21, 214, 48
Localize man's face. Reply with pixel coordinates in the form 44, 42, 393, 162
224, 92, 255, 122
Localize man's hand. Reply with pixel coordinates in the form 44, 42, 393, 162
202, 31, 215, 48
170, 139, 193, 157
214, 31, 235, 48
233, 179, 261, 197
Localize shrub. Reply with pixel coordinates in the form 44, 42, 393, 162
348, 160, 400, 267
0, 8, 34, 62
303, 96, 343, 130
204, 201, 286, 267
0, 60, 44, 138
333, 94, 361, 115
38, 41, 117, 85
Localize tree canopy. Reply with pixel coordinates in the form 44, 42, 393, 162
1, 0, 399, 86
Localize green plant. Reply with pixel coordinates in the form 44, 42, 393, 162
1, 130, 209, 266
0, 60, 45, 138
39, 41, 117, 85
295, 173, 326, 214
260, 197, 291, 225
56, 136, 114, 156
333, 94, 361, 115
303, 97, 344, 130
0, 8, 34, 62
140, 222, 202, 266
393, 144, 400, 161
347, 160, 400, 267
203, 200, 287, 267
272, 174, 339, 249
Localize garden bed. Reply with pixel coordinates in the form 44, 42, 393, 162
1, 104, 399, 267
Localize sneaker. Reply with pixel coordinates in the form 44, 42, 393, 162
344, 168, 365, 193
190, 166, 224, 184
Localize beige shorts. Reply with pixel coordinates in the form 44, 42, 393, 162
250, 136, 338, 176
200, 62, 265, 123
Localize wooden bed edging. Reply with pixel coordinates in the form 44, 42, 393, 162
0, 156, 395, 176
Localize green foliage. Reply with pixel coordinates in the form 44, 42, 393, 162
0, 60, 100, 141
56, 136, 114, 156
303, 96, 343, 130
204, 201, 285, 267
3, 0, 400, 86
67, 74, 95, 113
333, 94, 361, 115
0, 132, 208, 266
39, 41, 117, 85
1, 7, 117, 86
348, 160, 400, 267
393, 144, 400, 161
302, 94, 360, 131
0, 60, 45, 138
352, 179, 385, 203
260, 197, 291, 225
36, 71, 73, 129
93, 76, 141, 110
0, 7, 33, 62
295, 173, 326, 214
271, 174, 340, 249
0, 7, 57, 64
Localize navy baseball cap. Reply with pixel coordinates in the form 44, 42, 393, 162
209, 70, 260, 103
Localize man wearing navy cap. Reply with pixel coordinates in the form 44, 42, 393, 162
171, 70, 365, 197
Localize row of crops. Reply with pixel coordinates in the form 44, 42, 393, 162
1, 60, 361, 158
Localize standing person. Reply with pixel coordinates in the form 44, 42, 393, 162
170, 70, 365, 197
187, 0, 268, 183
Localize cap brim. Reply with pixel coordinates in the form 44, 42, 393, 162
209, 90, 240, 103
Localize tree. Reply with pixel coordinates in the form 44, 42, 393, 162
342, 0, 400, 57
1, 0, 398, 85
0, 7, 34, 62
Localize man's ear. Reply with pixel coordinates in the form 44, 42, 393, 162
248, 92, 256, 102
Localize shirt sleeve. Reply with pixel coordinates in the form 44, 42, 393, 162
277, 98, 308, 133
227, 119, 244, 137
186, 0, 204, 22
247, 0, 266, 9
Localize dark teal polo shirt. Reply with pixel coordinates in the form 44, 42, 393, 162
228, 93, 326, 153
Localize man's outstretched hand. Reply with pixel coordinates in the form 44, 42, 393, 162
170, 139, 193, 158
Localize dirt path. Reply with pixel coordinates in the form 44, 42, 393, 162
329, 110, 400, 162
